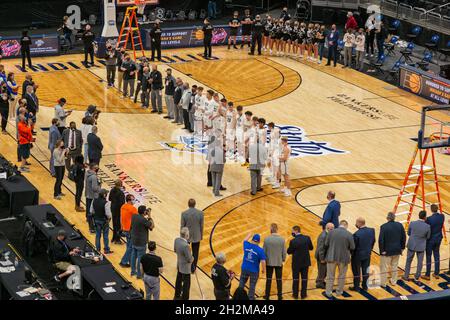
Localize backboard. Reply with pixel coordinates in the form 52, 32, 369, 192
116, 0, 159, 6
418, 105, 450, 149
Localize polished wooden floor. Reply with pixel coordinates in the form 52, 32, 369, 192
1, 46, 449, 300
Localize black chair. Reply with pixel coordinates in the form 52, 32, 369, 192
406, 26, 422, 44
386, 61, 401, 82
388, 19, 401, 35
399, 42, 415, 64
384, 36, 399, 56
416, 53, 432, 71
367, 54, 386, 75
424, 34, 440, 56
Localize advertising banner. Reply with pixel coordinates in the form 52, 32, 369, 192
0, 34, 60, 59
399, 65, 450, 104
144, 24, 232, 49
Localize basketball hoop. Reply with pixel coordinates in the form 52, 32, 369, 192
135, 0, 146, 15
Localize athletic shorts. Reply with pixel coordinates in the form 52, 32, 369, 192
236, 128, 244, 143
242, 27, 251, 36
280, 161, 289, 175
230, 28, 238, 36
263, 30, 270, 37
226, 129, 236, 141
282, 34, 291, 41
19, 143, 30, 159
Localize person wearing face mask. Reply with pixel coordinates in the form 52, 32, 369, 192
117, 48, 126, 92
62, 121, 82, 170
120, 53, 137, 99
53, 140, 69, 200
54, 97, 71, 135
120, 194, 138, 268
134, 58, 147, 104
325, 24, 339, 67
140, 66, 151, 109
287, 225, 313, 299
20, 30, 32, 70
85, 163, 101, 233
105, 42, 119, 87
181, 82, 192, 130
279, 7, 291, 22
365, 12, 376, 57
228, 11, 240, 50
263, 223, 286, 300
150, 20, 162, 62
240, 8, 254, 49
320, 191, 341, 229
316, 25, 326, 64
202, 18, 214, 59
249, 15, 264, 56
355, 28, 366, 71
24, 85, 38, 134
0, 91, 9, 134
315, 222, 335, 289
48, 118, 62, 176
82, 24, 95, 66
149, 64, 163, 114
350, 217, 375, 291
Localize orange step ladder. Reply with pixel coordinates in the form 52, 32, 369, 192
393, 145, 447, 243
116, 2, 146, 60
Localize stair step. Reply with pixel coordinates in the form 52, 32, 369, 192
398, 202, 413, 207
412, 165, 433, 171
425, 191, 438, 196
395, 211, 410, 216
405, 183, 418, 188
401, 193, 414, 198
399, 220, 408, 224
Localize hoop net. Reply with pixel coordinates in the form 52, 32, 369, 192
135, 0, 146, 14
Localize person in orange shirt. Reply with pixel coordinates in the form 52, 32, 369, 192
17, 114, 33, 172
120, 194, 138, 267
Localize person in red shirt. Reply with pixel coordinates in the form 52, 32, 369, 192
17, 114, 33, 172
345, 12, 358, 31
119, 194, 138, 267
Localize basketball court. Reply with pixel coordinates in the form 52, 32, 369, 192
1, 45, 449, 300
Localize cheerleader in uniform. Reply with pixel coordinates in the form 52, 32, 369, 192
306, 23, 315, 61
235, 106, 245, 163
262, 15, 273, 53
313, 23, 320, 61
269, 19, 279, 55
275, 20, 284, 56
194, 86, 206, 139
290, 21, 300, 56
281, 20, 292, 56
6, 73, 19, 120
298, 23, 307, 58
225, 102, 237, 160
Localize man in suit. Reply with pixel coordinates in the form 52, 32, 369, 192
424, 204, 445, 280
208, 135, 226, 197
48, 118, 61, 176
263, 223, 286, 300
379, 212, 406, 287
180, 199, 204, 273
326, 24, 340, 67
320, 191, 341, 229
149, 64, 163, 114
287, 225, 313, 299
24, 85, 38, 127
350, 217, 375, 291
248, 135, 267, 195
403, 210, 431, 281
87, 125, 103, 165
325, 220, 355, 297
62, 121, 82, 170
174, 227, 194, 300
315, 222, 334, 289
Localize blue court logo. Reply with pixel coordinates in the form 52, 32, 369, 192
159, 125, 348, 158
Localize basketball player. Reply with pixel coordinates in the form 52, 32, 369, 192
257, 118, 267, 144
212, 98, 227, 146
262, 15, 272, 52
235, 106, 245, 163
267, 122, 281, 186
228, 11, 240, 49
244, 116, 259, 166
225, 102, 237, 159
240, 8, 253, 49
279, 136, 292, 197
194, 86, 205, 139
242, 110, 253, 166
203, 89, 217, 140
150, 20, 162, 61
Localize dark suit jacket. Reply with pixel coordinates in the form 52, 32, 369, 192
25, 93, 39, 115
287, 234, 313, 270
87, 133, 103, 160
62, 128, 83, 155
426, 213, 445, 242
353, 227, 375, 260
320, 200, 340, 229
378, 221, 406, 256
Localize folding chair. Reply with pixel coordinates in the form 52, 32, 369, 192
385, 61, 401, 82
416, 52, 432, 71
388, 19, 401, 35
424, 34, 439, 57
367, 54, 386, 75
406, 26, 421, 44
399, 42, 414, 64
384, 36, 399, 57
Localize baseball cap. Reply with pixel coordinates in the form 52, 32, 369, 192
252, 234, 261, 243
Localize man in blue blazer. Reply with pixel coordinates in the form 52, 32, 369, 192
87, 125, 103, 165
424, 204, 445, 279
325, 24, 340, 67
48, 118, 62, 176
320, 191, 340, 229
378, 212, 406, 287
350, 217, 375, 291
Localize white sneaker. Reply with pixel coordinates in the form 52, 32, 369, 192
272, 182, 280, 189
269, 49, 272, 55
279, 187, 286, 193
318, 60, 321, 64
284, 189, 292, 197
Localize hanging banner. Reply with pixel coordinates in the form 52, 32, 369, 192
0, 34, 60, 59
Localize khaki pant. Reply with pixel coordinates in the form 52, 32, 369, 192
117, 71, 124, 92
326, 262, 348, 296
379, 255, 400, 286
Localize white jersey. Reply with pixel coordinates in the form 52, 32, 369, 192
257, 127, 267, 144
236, 114, 244, 130
194, 94, 205, 118
203, 98, 218, 127
226, 110, 236, 130
269, 127, 281, 152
